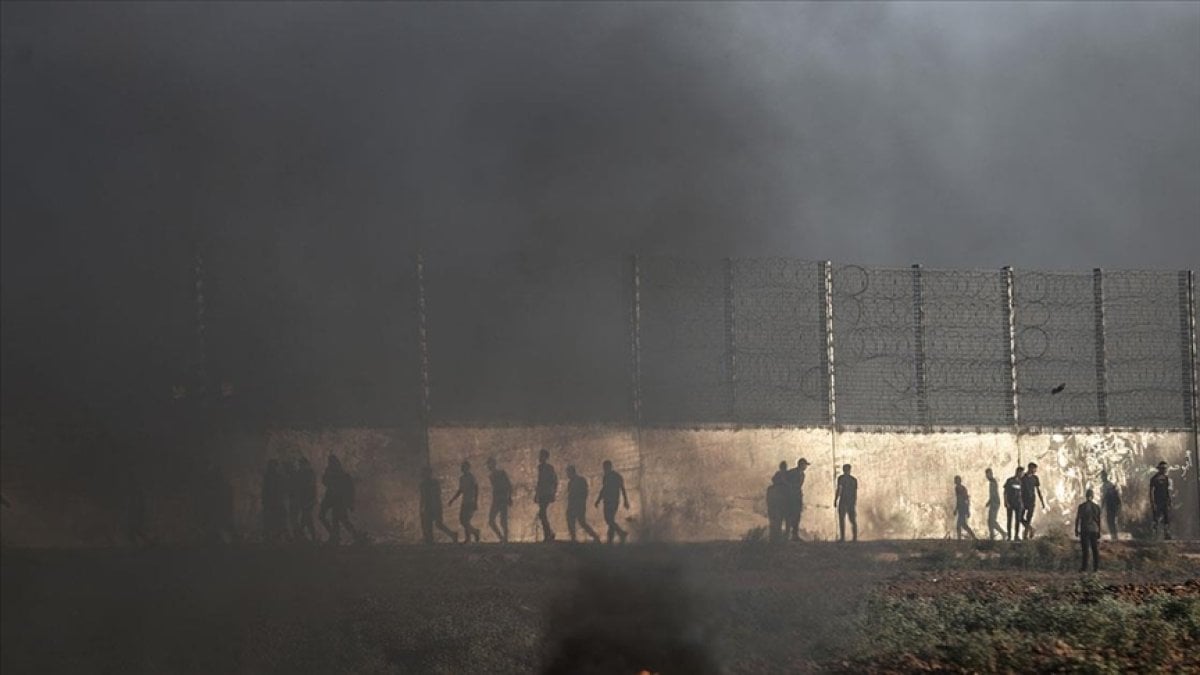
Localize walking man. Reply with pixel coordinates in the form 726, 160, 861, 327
786, 458, 810, 541
1074, 488, 1102, 572
953, 475, 977, 540
1150, 461, 1172, 540
1100, 469, 1121, 542
595, 459, 630, 544
486, 457, 512, 543
448, 460, 482, 543
565, 465, 601, 543
984, 468, 1005, 540
534, 449, 558, 542
1003, 466, 1024, 541
419, 466, 457, 544
834, 464, 858, 542
1020, 462, 1045, 539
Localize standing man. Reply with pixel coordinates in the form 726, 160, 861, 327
786, 458, 810, 541
294, 455, 317, 542
953, 475, 977, 540
1020, 462, 1045, 540
1150, 461, 1172, 540
486, 457, 513, 543
534, 449, 558, 542
419, 466, 457, 544
1074, 488, 1102, 572
766, 473, 786, 543
1003, 466, 1024, 541
565, 465, 601, 543
319, 455, 362, 545
984, 468, 1005, 541
595, 459, 630, 544
1100, 469, 1121, 542
448, 460, 482, 543
834, 464, 858, 543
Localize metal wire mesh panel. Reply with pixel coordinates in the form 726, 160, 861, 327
426, 255, 628, 424
921, 269, 1013, 426
640, 257, 728, 423
731, 259, 827, 425
832, 266, 920, 426
1013, 271, 1100, 427
1104, 271, 1187, 428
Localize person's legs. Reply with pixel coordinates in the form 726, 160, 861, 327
498, 507, 509, 542
421, 515, 434, 544
1080, 535, 1089, 572
578, 512, 600, 542
1022, 506, 1035, 539
566, 509, 579, 542
838, 508, 847, 542
537, 503, 555, 541
604, 503, 625, 543
988, 506, 1004, 540
848, 506, 858, 541
434, 516, 457, 542
489, 505, 505, 542
1089, 533, 1100, 571
1106, 510, 1118, 541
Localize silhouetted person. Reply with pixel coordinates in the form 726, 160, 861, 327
766, 473, 786, 543
1075, 488, 1101, 572
1100, 469, 1121, 542
200, 460, 237, 545
1003, 466, 1024, 541
1020, 462, 1045, 539
984, 468, 1005, 540
448, 460, 482, 543
261, 459, 287, 543
565, 465, 601, 543
319, 455, 361, 545
487, 457, 513, 543
535, 449, 558, 542
280, 458, 297, 541
953, 475, 977, 540
293, 456, 317, 542
786, 457, 810, 541
834, 464, 858, 542
1150, 461, 1172, 540
595, 459, 630, 544
125, 471, 151, 546
419, 466, 457, 544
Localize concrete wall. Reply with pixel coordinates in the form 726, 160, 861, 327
3, 422, 1196, 546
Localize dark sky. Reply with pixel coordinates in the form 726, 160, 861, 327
2, 2, 1198, 431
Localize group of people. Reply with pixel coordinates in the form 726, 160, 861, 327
765, 459, 859, 543
418, 449, 632, 545
257, 454, 363, 545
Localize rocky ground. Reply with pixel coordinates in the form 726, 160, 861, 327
3, 538, 1198, 673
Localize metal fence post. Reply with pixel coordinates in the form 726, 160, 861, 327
912, 264, 929, 429
1180, 269, 1199, 528
630, 255, 646, 525
821, 261, 837, 429
1092, 268, 1109, 428
1002, 266, 1020, 429
724, 257, 737, 422
416, 251, 432, 466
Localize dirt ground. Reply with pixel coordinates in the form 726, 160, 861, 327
3, 539, 1198, 674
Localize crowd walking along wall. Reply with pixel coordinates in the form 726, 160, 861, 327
2, 257, 1195, 546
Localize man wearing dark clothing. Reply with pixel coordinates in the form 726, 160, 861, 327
834, 464, 858, 542
294, 456, 317, 542
953, 475, 977, 540
448, 460, 482, 543
984, 468, 1005, 540
565, 465, 601, 543
1003, 466, 1024, 541
786, 458, 810, 541
486, 457, 513, 543
1100, 469, 1121, 542
261, 459, 287, 543
1150, 461, 1172, 540
419, 466, 458, 544
595, 460, 630, 544
766, 473, 786, 543
1075, 488, 1102, 572
319, 455, 361, 545
1020, 462, 1045, 539
534, 449, 558, 542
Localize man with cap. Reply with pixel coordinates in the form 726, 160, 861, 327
534, 449, 558, 542
834, 464, 858, 542
786, 458, 810, 541
1150, 461, 1172, 540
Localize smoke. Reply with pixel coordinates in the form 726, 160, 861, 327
2, 2, 1197, 430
